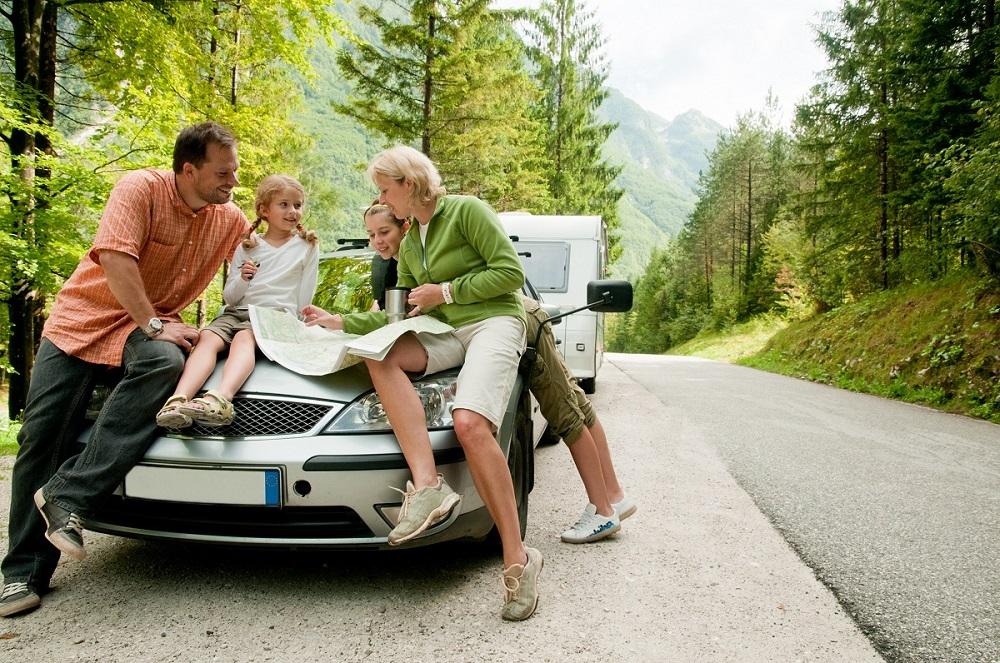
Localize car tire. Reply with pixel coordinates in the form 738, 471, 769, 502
579, 377, 596, 394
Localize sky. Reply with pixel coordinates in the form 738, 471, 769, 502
495, 0, 842, 128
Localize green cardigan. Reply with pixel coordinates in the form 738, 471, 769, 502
343, 195, 525, 335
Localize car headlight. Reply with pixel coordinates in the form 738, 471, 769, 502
323, 375, 458, 433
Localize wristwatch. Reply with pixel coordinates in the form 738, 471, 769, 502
143, 317, 164, 338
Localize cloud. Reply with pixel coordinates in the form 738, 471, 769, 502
591, 0, 838, 126
491, 0, 838, 126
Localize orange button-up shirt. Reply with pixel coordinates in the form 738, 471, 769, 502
43, 169, 250, 366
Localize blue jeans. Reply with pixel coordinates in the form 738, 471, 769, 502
1, 330, 184, 590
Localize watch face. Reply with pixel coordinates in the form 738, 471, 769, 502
149, 318, 164, 331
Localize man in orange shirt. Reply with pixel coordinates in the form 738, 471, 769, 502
0, 122, 250, 617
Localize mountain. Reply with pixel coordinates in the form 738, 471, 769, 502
599, 89, 723, 281
295, 12, 722, 281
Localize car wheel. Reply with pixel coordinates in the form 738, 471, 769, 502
579, 377, 596, 394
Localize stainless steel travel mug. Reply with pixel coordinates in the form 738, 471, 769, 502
385, 288, 410, 324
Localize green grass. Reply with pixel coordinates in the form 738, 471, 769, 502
662, 272, 1000, 425
669, 314, 788, 362
739, 272, 1000, 424
0, 421, 19, 456
0, 387, 18, 455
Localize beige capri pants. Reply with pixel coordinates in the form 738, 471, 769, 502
416, 315, 526, 430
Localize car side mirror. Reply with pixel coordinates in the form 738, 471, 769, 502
541, 304, 562, 325
585, 280, 633, 313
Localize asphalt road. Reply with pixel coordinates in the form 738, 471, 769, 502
613, 353, 1000, 663
0, 356, 886, 662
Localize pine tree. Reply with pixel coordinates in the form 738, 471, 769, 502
525, 0, 622, 243
335, 0, 549, 210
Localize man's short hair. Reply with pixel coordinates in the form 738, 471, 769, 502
172, 122, 237, 173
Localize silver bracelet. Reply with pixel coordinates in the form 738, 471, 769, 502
441, 282, 454, 305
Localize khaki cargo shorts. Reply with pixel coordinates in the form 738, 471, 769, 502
204, 306, 252, 344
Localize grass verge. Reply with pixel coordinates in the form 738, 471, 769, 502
1, 421, 19, 456
670, 314, 788, 362
740, 273, 1000, 424
665, 272, 999, 425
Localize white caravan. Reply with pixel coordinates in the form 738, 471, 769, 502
499, 213, 607, 393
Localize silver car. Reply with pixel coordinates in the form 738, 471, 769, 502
81, 247, 543, 549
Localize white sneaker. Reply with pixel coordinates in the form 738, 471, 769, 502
560, 504, 620, 543
613, 493, 637, 520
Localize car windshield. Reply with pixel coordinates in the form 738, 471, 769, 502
314, 251, 375, 314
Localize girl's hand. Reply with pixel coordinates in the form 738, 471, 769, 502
302, 304, 343, 330
240, 260, 259, 282
407, 284, 445, 316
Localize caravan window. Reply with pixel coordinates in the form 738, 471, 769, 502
514, 241, 570, 293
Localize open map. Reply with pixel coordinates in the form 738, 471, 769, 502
249, 306, 454, 375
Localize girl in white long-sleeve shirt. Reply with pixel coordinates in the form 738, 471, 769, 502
155, 174, 319, 428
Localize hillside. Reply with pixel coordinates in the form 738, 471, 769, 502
737, 274, 1000, 424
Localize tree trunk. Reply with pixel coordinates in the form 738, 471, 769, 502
422, 13, 435, 157
730, 177, 738, 284
6, 0, 50, 419
745, 159, 753, 300
878, 124, 889, 290
230, 2, 241, 107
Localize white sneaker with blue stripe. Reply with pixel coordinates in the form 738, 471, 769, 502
560, 503, 620, 543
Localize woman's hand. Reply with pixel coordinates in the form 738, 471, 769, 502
407, 284, 446, 316
302, 304, 343, 330
239, 260, 259, 282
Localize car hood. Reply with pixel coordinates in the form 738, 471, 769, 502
211, 358, 374, 404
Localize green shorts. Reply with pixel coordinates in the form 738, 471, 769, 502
523, 299, 595, 446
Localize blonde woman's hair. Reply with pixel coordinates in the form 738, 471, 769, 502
366, 145, 446, 208
244, 174, 317, 248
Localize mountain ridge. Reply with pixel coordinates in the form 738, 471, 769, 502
600, 89, 723, 280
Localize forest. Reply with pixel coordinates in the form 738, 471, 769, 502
615, 1, 1000, 353
0, 0, 620, 418
3, 1, 1000, 423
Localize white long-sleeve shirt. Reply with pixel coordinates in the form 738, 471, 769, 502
223, 233, 319, 317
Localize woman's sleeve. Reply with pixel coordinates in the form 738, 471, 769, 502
297, 243, 320, 315
342, 310, 388, 335
396, 239, 418, 289
223, 245, 250, 306
449, 199, 524, 303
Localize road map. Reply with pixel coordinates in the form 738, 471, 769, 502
249, 305, 454, 375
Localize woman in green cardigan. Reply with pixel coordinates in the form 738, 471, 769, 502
304, 146, 541, 621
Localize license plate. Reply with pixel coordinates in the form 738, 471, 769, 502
124, 465, 281, 506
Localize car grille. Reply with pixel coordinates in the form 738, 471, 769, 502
174, 398, 335, 438
87, 495, 374, 540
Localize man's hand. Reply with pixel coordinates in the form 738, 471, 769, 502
158, 322, 201, 352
